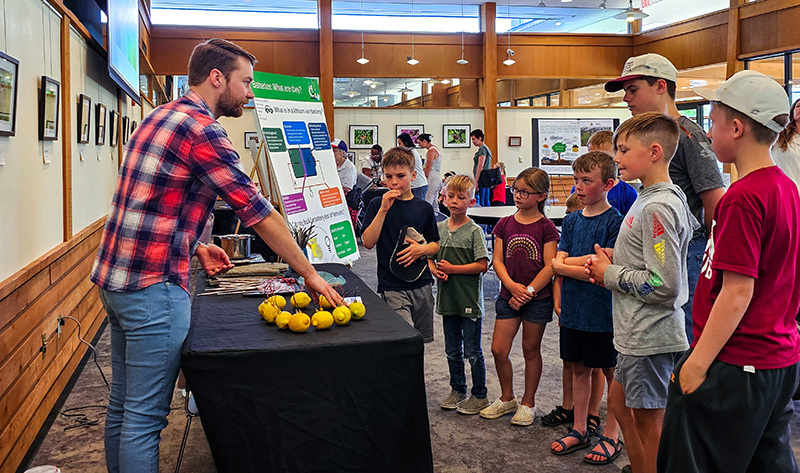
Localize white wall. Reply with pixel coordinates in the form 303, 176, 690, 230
334, 108, 485, 176
0, 0, 143, 282
0, 0, 64, 282
497, 108, 631, 178
70, 30, 126, 232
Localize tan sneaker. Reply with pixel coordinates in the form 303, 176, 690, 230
510, 404, 537, 426
479, 397, 518, 419
456, 396, 490, 415
440, 390, 468, 410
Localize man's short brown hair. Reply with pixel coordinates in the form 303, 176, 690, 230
572, 151, 617, 183
188, 39, 257, 86
613, 112, 680, 162
642, 76, 677, 100
382, 146, 415, 173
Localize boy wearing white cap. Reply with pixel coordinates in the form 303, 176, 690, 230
657, 70, 800, 472
605, 54, 726, 345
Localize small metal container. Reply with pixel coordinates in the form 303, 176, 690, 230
214, 234, 254, 259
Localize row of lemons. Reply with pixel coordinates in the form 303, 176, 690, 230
258, 292, 366, 333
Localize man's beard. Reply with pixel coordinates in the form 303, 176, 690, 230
218, 86, 244, 118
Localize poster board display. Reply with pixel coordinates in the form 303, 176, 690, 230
532, 118, 620, 174
251, 71, 359, 265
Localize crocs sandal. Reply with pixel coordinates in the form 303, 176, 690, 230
587, 414, 601, 437
583, 435, 624, 465
551, 428, 591, 456
541, 405, 574, 427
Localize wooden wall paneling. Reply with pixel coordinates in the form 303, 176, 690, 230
727, 0, 746, 78
0, 301, 105, 473
459, 80, 480, 107
739, 2, 800, 59
0, 246, 96, 370
319, 0, 334, 137
481, 2, 498, 162
331, 31, 484, 79
497, 44, 633, 80
633, 11, 728, 70
62, 14, 73, 242
149, 27, 320, 77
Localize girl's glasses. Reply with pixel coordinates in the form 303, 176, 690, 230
510, 186, 543, 199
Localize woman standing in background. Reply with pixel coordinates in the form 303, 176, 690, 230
772, 98, 800, 191
398, 132, 428, 200
418, 133, 443, 210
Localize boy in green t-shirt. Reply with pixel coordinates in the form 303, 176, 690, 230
428, 175, 491, 414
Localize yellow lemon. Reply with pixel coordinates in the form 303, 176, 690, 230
318, 295, 333, 310
258, 301, 280, 323
290, 292, 311, 309
332, 306, 351, 326
267, 295, 286, 309
288, 312, 311, 332
349, 301, 366, 320
275, 311, 293, 329
311, 310, 334, 330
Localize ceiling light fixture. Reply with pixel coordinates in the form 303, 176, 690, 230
613, 0, 648, 22
538, 0, 546, 7
599, 0, 607, 9
441, 78, 451, 85
503, 0, 515, 66
407, 0, 419, 65
399, 82, 413, 94
345, 79, 361, 98
357, 0, 369, 64
457, 0, 468, 64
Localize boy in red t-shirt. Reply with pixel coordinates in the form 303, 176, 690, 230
658, 70, 800, 472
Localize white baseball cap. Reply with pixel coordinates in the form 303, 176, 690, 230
605, 53, 678, 92
694, 70, 789, 133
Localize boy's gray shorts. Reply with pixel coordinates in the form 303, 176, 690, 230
614, 351, 682, 409
382, 285, 434, 343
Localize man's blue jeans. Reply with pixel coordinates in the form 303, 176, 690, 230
99, 282, 191, 473
442, 315, 487, 398
683, 235, 706, 344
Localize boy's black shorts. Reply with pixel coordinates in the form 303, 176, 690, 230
559, 326, 617, 369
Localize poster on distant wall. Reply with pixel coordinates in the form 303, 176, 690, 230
531, 118, 619, 175
251, 71, 360, 265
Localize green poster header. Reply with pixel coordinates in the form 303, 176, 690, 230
251, 71, 321, 102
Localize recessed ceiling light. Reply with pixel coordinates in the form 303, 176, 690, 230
555, 21, 562, 25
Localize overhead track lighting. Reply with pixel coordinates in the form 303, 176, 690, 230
613, 0, 648, 22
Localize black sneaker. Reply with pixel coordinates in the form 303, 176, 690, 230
541, 405, 574, 427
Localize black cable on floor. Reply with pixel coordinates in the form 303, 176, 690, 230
59, 316, 110, 431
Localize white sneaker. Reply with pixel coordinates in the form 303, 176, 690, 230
440, 390, 468, 410
510, 404, 537, 426
479, 397, 518, 419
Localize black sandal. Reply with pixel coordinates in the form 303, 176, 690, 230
587, 414, 601, 437
551, 428, 591, 456
583, 435, 623, 465
542, 405, 574, 427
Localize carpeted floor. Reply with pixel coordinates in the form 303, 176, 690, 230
26, 241, 800, 472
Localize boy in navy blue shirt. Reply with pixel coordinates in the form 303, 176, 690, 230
362, 147, 440, 342
550, 152, 624, 465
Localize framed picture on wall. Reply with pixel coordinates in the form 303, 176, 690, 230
77, 94, 91, 144
508, 136, 522, 147
131, 121, 137, 136
345, 151, 356, 163
39, 76, 60, 141
349, 125, 378, 149
121, 116, 130, 145
0, 51, 20, 136
396, 125, 424, 146
443, 124, 471, 148
244, 131, 259, 150
96, 103, 107, 145
109, 110, 119, 147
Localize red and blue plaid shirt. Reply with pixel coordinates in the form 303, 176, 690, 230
91, 91, 273, 292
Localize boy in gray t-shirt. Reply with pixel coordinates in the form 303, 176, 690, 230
585, 112, 695, 473
428, 175, 490, 415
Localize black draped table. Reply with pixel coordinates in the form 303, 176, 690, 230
181, 263, 433, 473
